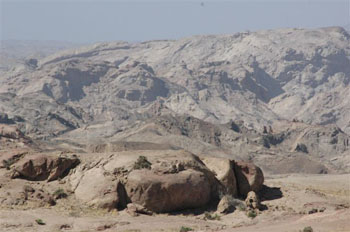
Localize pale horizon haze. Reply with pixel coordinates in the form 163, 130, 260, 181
0, 0, 349, 44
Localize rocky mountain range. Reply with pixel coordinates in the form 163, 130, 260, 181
0, 26, 349, 174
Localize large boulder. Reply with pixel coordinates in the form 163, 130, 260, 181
69, 150, 220, 212
125, 169, 212, 213
201, 157, 237, 197
234, 161, 264, 197
72, 167, 127, 210
11, 154, 80, 181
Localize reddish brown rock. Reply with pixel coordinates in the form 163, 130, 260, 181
125, 169, 212, 213
11, 154, 79, 181
234, 161, 264, 197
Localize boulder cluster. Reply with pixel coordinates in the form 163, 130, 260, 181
4, 149, 264, 215
69, 150, 264, 214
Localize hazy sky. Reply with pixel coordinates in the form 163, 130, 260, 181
1, 0, 349, 43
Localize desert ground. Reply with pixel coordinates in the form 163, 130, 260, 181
1, 172, 349, 232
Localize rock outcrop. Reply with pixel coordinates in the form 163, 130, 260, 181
11, 154, 80, 181
67, 150, 264, 214
234, 161, 264, 197
0, 124, 25, 140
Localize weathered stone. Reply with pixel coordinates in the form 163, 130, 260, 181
217, 195, 235, 214
125, 169, 212, 213
126, 203, 153, 216
11, 154, 79, 181
73, 167, 127, 210
201, 157, 237, 197
234, 161, 264, 197
245, 191, 261, 210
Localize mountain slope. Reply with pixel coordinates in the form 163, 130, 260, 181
0, 27, 349, 170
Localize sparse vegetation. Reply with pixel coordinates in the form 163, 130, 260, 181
53, 188, 68, 199
35, 219, 45, 225
247, 210, 257, 218
204, 212, 221, 221
180, 226, 194, 232
302, 226, 313, 232
133, 156, 152, 170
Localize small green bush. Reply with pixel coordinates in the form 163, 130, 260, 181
53, 188, 67, 199
180, 226, 194, 232
133, 156, 152, 170
303, 226, 313, 232
204, 212, 221, 221
35, 219, 45, 225
247, 210, 257, 218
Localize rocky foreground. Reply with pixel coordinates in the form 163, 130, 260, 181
0, 124, 264, 216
